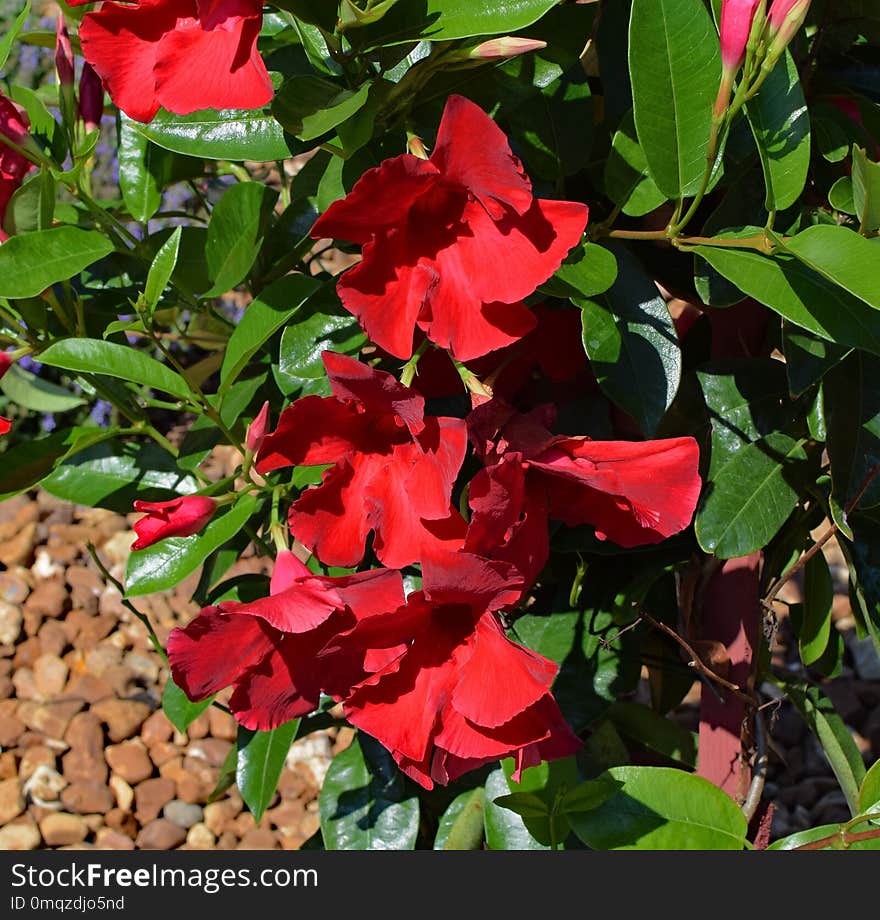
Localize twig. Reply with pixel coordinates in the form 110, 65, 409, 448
742, 709, 768, 823
794, 826, 880, 851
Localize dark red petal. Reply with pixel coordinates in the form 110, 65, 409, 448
0, 416, 10, 435
335, 232, 433, 360
434, 699, 552, 761
407, 416, 468, 519
421, 551, 522, 613
331, 568, 407, 623
311, 154, 442, 244
220, 578, 343, 634
430, 94, 532, 219
255, 394, 371, 474
79, 1, 179, 123
154, 16, 272, 115
465, 455, 527, 553
167, 608, 273, 701
451, 616, 557, 728
322, 350, 425, 437
452, 197, 588, 307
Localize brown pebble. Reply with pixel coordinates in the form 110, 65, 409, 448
186, 823, 216, 850
63, 673, 115, 704
13, 636, 41, 670
95, 828, 135, 850
33, 654, 69, 697
24, 579, 69, 619
136, 819, 187, 850
105, 808, 137, 839
204, 798, 242, 836
216, 831, 238, 850
61, 781, 114, 815
91, 699, 151, 742
238, 829, 277, 850
141, 710, 173, 746
208, 707, 237, 741
188, 738, 232, 768
135, 776, 176, 823
0, 572, 30, 605
40, 812, 88, 847
105, 741, 153, 784
62, 712, 108, 784
186, 713, 210, 740
0, 710, 25, 746
38, 621, 68, 659
109, 774, 134, 813
0, 776, 25, 823
0, 600, 23, 645
148, 741, 180, 768
18, 746, 56, 782
0, 815, 41, 850
0, 521, 37, 568
18, 699, 83, 739
11, 668, 38, 701
0, 750, 17, 779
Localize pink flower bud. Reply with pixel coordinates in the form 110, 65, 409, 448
55, 17, 75, 90
767, 0, 809, 34
468, 36, 548, 61
0, 352, 14, 381
131, 495, 218, 550
720, 0, 762, 72
246, 401, 270, 453
78, 64, 105, 133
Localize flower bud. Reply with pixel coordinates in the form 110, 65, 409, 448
131, 495, 218, 550
55, 16, 75, 90
79, 64, 104, 134
720, 0, 762, 73
468, 36, 548, 61
763, 0, 811, 71
0, 352, 14, 381
246, 401, 270, 453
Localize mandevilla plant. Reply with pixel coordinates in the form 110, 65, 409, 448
0, 0, 878, 851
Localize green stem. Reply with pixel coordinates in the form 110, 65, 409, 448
400, 339, 431, 387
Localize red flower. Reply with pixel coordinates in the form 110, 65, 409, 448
340, 552, 580, 789
719, 0, 761, 72
131, 495, 218, 550
466, 400, 702, 583
256, 351, 467, 569
75, 0, 272, 124
311, 94, 589, 362
0, 93, 34, 243
167, 552, 406, 730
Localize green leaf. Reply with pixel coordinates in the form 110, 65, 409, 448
604, 108, 667, 216
693, 243, 880, 358
2, 169, 56, 236
119, 115, 165, 223
0, 363, 85, 413
848, 514, 880, 654
853, 146, 880, 233
41, 440, 198, 512
39, 339, 192, 401
798, 551, 834, 666
540, 242, 618, 301
858, 759, 880, 815
136, 108, 295, 161
272, 76, 370, 141
782, 681, 866, 816
434, 789, 486, 850
608, 702, 697, 768
695, 361, 806, 558
124, 494, 258, 597
825, 352, 880, 511
745, 50, 810, 212
319, 733, 419, 850
768, 823, 880, 850
829, 176, 856, 215
568, 766, 748, 850
0, 228, 114, 299
205, 181, 278, 296
162, 677, 215, 734
493, 792, 551, 820
483, 767, 549, 850
579, 243, 680, 437
236, 719, 300, 822
628, 0, 720, 198
781, 323, 849, 398
560, 776, 624, 815
0, 0, 30, 71
219, 273, 322, 392
144, 226, 182, 311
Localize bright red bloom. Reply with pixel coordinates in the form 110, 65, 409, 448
719, 0, 761, 71
0, 351, 14, 433
466, 400, 702, 583
131, 495, 218, 550
341, 553, 581, 789
256, 351, 467, 569
0, 94, 34, 243
168, 552, 406, 730
311, 95, 589, 362
75, 0, 272, 124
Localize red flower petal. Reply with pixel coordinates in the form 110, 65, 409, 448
421, 551, 523, 613
269, 550, 311, 594
219, 578, 343, 634
311, 154, 442, 244
430, 94, 533, 219
0, 416, 10, 435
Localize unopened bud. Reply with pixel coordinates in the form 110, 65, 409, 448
79, 64, 104, 133
0, 352, 14, 381
763, 0, 811, 70
468, 36, 547, 61
719, 0, 762, 72
55, 16, 75, 90
246, 401, 270, 453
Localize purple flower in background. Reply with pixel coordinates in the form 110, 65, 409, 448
41, 413, 56, 433
18, 354, 42, 374
89, 400, 112, 427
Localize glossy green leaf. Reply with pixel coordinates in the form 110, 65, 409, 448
799, 551, 834, 666
206, 181, 278, 296
604, 108, 667, 216
237, 719, 300, 822
695, 361, 806, 558
568, 766, 748, 850
434, 789, 486, 850
825, 352, 880, 511
783, 681, 866, 816
559, 776, 624, 816
39, 339, 192, 401
693, 243, 880, 357
2, 169, 56, 236
745, 50, 810, 212
858, 759, 880, 815
781, 323, 849, 397
628, 0, 720, 198
0, 0, 31, 71
219, 273, 322, 391
608, 702, 697, 768
119, 116, 164, 222
0, 363, 85, 413
579, 243, 680, 437
769, 823, 880, 850
273, 76, 370, 141
41, 440, 198, 512
0, 228, 114, 299
847, 514, 880, 654
144, 226, 182, 311
484, 767, 549, 851
162, 677, 215, 734
124, 494, 258, 597
540, 242, 618, 301
319, 733, 419, 850
853, 145, 880, 233
137, 108, 294, 161
829, 176, 856, 215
